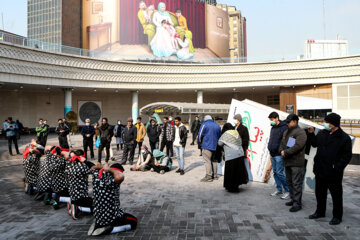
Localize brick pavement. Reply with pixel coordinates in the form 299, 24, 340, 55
0, 134, 359, 240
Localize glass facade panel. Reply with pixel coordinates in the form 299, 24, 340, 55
349, 84, 360, 97
337, 85, 348, 97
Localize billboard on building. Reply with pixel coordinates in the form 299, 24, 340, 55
81, 0, 230, 60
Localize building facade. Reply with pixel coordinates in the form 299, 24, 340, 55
27, 0, 82, 49
216, 4, 247, 62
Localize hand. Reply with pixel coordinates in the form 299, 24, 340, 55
308, 126, 314, 133
45, 146, 51, 151
60, 129, 64, 132
281, 151, 285, 157
86, 134, 90, 137
7, 126, 10, 129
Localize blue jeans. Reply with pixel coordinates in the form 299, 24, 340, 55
270, 155, 289, 192
174, 146, 185, 170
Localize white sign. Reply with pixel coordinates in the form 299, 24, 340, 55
227, 99, 325, 192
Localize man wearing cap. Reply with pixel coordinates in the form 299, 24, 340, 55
279, 113, 307, 212
198, 115, 221, 182
121, 118, 137, 165
307, 113, 352, 225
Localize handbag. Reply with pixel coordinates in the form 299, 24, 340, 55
95, 137, 101, 148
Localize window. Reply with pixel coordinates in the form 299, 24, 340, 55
267, 95, 280, 105
337, 84, 360, 110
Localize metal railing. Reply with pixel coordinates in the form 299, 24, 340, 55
1, 31, 360, 64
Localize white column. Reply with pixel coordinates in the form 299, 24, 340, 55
64, 88, 72, 117
132, 91, 139, 123
197, 90, 203, 104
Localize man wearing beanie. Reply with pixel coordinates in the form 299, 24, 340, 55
279, 113, 307, 213
307, 113, 352, 225
198, 115, 221, 182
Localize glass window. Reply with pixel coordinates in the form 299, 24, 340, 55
337, 97, 348, 110
337, 85, 348, 97
349, 84, 360, 97
350, 97, 360, 109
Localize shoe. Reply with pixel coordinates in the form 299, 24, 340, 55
289, 206, 302, 212
280, 192, 290, 200
111, 157, 115, 161
43, 192, 51, 205
200, 154, 202, 156
67, 202, 72, 216
17, 153, 22, 155
71, 204, 79, 220
200, 176, 213, 182
180, 170, 185, 175
150, 168, 154, 172
270, 190, 283, 196
285, 201, 293, 206
175, 168, 181, 173
129, 162, 133, 165
92, 225, 113, 236
213, 175, 219, 180
309, 212, 325, 219
88, 222, 96, 236
130, 168, 135, 171
52, 199, 60, 210
160, 170, 165, 174
34, 192, 45, 201
329, 218, 341, 225
9, 153, 14, 156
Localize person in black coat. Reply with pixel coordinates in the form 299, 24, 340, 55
81, 118, 95, 160
98, 118, 114, 164
55, 119, 70, 149
147, 118, 161, 152
190, 116, 201, 145
233, 114, 249, 155
121, 118, 137, 165
307, 113, 352, 225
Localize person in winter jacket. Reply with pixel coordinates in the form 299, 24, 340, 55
307, 113, 352, 225
98, 118, 114, 164
81, 118, 95, 160
121, 118, 137, 165
36, 119, 48, 147
279, 113, 307, 213
135, 117, 146, 156
198, 115, 221, 182
113, 120, 125, 151
147, 118, 161, 152
160, 117, 175, 157
173, 117, 188, 175
55, 119, 70, 149
147, 149, 172, 174
3, 117, 20, 155
190, 116, 201, 145
267, 112, 290, 200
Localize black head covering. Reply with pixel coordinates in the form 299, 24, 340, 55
222, 123, 235, 134
325, 113, 341, 127
110, 163, 125, 172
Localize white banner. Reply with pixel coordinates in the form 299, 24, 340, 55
227, 99, 325, 192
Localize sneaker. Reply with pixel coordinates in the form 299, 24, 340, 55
175, 168, 181, 173
180, 170, 185, 175
200, 176, 213, 182
67, 202, 72, 216
270, 191, 283, 196
71, 204, 79, 220
280, 192, 290, 200
43, 192, 51, 205
289, 206, 302, 212
52, 199, 60, 210
150, 168, 154, 172
160, 170, 165, 174
92, 225, 113, 236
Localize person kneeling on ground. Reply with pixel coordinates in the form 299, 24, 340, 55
23, 139, 44, 195
88, 163, 138, 236
148, 149, 172, 174
47, 146, 71, 210
130, 145, 152, 171
65, 149, 95, 220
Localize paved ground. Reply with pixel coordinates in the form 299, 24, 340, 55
0, 134, 359, 240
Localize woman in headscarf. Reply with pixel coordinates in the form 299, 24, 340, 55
150, 2, 178, 57
176, 30, 195, 60
218, 123, 248, 193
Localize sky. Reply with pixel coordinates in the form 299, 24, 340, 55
0, 0, 359, 58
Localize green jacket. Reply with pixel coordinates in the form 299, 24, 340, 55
153, 149, 172, 169
36, 125, 48, 137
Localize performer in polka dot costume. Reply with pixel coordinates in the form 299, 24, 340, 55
23, 139, 44, 195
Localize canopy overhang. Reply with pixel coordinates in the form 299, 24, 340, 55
140, 102, 230, 115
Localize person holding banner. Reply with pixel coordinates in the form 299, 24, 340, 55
280, 114, 307, 213
267, 112, 290, 200
307, 113, 352, 225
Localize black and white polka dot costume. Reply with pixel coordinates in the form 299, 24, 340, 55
48, 154, 68, 194
65, 159, 91, 203
23, 149, 41, 185
92, 169, 137, 231
37, 152, 55, 192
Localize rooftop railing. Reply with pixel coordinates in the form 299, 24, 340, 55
1, 32, 359, 64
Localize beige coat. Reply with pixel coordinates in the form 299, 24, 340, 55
136, 123, 146, 142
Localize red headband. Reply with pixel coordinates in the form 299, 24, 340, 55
51, 146, 70, 155
70, 153, 85, 163
98, 167, 123, 179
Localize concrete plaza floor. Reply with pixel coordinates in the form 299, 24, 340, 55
0, 134, 359, 240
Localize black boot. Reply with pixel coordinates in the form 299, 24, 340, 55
43, 192, 52, 205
